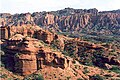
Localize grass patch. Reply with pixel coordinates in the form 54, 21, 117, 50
0, 74, 7, 78
110, 65, 120, 74
90, 74, 104, 80
24, 74, 44, 80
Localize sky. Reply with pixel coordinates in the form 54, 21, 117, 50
0, 0, 120, 14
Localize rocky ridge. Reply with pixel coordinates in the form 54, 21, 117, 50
0, 8, 120, 35
0, 8, 120, 80
0, 24, 120, 79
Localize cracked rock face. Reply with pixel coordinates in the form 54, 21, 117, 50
6, 35, 71, 76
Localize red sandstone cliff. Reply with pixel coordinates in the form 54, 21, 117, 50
0, 8, 120, 80
1, 8, 120, 35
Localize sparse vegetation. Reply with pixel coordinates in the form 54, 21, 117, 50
0, 61, 5, 67
8, 78, 14, 80
0, 74, 7, 78
24, 74, 44, 80
0, 8, 120, 80
77, 78, 83, 80
66, 76, 71, 80
90, 74, 104, 80
83, 67, 89, 74
110, 65, 120, 74
75, 65, 80, 69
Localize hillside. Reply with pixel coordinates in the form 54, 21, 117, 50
0, 8, 120, 80
0, 8, 120, 35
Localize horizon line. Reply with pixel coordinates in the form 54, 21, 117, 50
0, 7, 120, 15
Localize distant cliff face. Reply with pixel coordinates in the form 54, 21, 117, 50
0, 8, 120, 36
33, 10, 120, 35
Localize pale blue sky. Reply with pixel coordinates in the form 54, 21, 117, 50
0, 0, 120, 14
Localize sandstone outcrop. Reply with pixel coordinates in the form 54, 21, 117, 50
37, 48, 71, 69
44, 13, 55, 25
0, 8, 120, 79
32, 9, 120, 35
63, 39, 120, 68
5, 34, 71, 76
0, 26, 10, 39
1, 8, 120, 36
0, 23, 65, 50
35, 29, 54, 44
6, 36, 40, 75
9, 24, 39, 38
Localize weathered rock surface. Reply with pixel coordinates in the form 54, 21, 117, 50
6, 36, 40, 75
63, 39, 120, 68
5, 35, 71, 76
35, 29, 54, 44
0, 8, 120, 79
1, 8, 120, 36
1, 24, 120, 77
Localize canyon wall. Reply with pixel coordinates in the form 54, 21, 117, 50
1, 8, 120, 37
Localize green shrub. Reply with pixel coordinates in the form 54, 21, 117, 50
66, 76, 71, 80
110, 66, 120, 74
77, 78, 83, 80
83, 67, 89, 74
62, 50, 69, 56
90, 74, 104, 80
24, 77, 31, 80
0, 61, 5, 67
0, 74, 7, 78
24, 74, 44, 80
34, 74, 44, 80
8, 78, 14, 80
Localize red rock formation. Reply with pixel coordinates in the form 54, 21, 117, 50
0, 24, 40, 39
25, 13, 33, 22
6, 35, 71, 76
0, 26, 10, 39
1, 8, 120, 35
6, 37, 40, 75
35, 29, 54, 44
45, 13, 55, 25
14, 54, 37, 76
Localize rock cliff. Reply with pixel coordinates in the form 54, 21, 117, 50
3, 34, 71, 76
0, 8, 120, 80
0, 8, 120, 36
